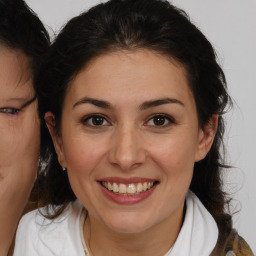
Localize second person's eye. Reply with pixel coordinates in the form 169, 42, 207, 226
0, 108, 21, 115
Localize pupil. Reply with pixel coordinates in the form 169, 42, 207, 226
154, 116, 165, 126
92, 116, 104, 125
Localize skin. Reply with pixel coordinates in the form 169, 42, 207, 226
46, 50, 217, 256
0, 47, 40, 256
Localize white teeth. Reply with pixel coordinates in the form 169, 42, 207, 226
113, 182, 119, 193
127, 184, 136, 194
102, 181, 155, 195
119, 184, 127, 194
142, 182, 148, 191
148, 182, 153, 189
107, 182, 113, 191
137, 183, 143, 193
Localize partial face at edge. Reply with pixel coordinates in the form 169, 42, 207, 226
46, 50, 217, 234
0, 47, 40, 200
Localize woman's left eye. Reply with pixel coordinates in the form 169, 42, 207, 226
82, 114, 110, 127
145, 114, 175, 127
0, 108, 21, 115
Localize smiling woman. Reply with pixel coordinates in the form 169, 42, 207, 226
0, 0, 49, 255
14, 0, 252, 255
46, 51, 206, 237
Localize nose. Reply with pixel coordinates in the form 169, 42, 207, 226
107, 125, 147, 171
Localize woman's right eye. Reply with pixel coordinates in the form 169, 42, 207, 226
0, 108, 21, 115
82, 114, 110, 127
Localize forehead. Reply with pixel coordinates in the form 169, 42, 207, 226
0, 47, 33, 97
67, 50, 194, 105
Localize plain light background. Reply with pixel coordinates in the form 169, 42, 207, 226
25, 0, 256, 252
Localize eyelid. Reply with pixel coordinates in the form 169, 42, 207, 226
21, 95, 37, 108
81, 113, 111, 127
0, 95, 36, 116
145, 113, 176, 127
0, 107, 21, 115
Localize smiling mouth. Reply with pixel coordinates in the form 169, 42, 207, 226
100, 181, 158, 196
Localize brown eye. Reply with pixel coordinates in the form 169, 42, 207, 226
82, 114, 110, 127
145, 114, 175, 128
153, 116, 166, 126
91, 116, 105, 126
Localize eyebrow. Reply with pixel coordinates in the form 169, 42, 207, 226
73, 97, 184, 110
139, 98, 184, 110
73, 97, 113, 109
1, 95, 37, 108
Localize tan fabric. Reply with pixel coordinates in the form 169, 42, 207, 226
211, 229, 253, 256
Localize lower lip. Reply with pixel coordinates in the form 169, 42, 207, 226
99, 183, 157, 205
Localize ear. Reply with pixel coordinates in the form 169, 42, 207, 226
45, 112, 67, 168
195, 114, 218, 162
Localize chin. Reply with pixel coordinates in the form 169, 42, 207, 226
101, 213, 154, 234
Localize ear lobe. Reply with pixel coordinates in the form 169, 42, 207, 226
195, 114, 218, 162
44, 112, 67, 168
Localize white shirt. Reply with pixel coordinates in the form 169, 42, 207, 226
14, 191, 218, 256
14, 202, 85, 255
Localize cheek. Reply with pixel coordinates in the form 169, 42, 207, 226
62, 136, 108, 210
20, 111, 40, 159
0, 115, 39, 160
0, 111, 39, 191
146, 133, 197, 194
62, 135, 107, 177
148, 131, 198, 177
149, 136, 196, 208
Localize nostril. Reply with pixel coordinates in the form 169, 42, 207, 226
107, 129, 148, 171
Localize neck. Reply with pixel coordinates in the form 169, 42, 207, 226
0, 195, 25, 256
0, 176, 33, 256
84, 205, 184, 256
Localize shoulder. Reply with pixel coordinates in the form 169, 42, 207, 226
13, 207, 49, 256
211, 228, 254, 256
16, 201, 79, 233
226, 230, 253, 256
14, 201, 85, 256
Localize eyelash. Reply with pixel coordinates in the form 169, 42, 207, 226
145, 114, 176, 128
0, 108, 21, 115
81, 113, 176, 129
0, 96, 36, 117
81, 114, 110, 127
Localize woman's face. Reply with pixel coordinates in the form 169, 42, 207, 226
0, 47, 40, 205
48, 50, 216, 234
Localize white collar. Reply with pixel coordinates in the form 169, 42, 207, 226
165, 190, 219, 256
81, 191, 218, 256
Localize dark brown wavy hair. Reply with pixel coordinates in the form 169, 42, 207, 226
0, 0, 50, 81
35, 0, 233, 236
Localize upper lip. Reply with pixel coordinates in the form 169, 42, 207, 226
98, 177, 158, 184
